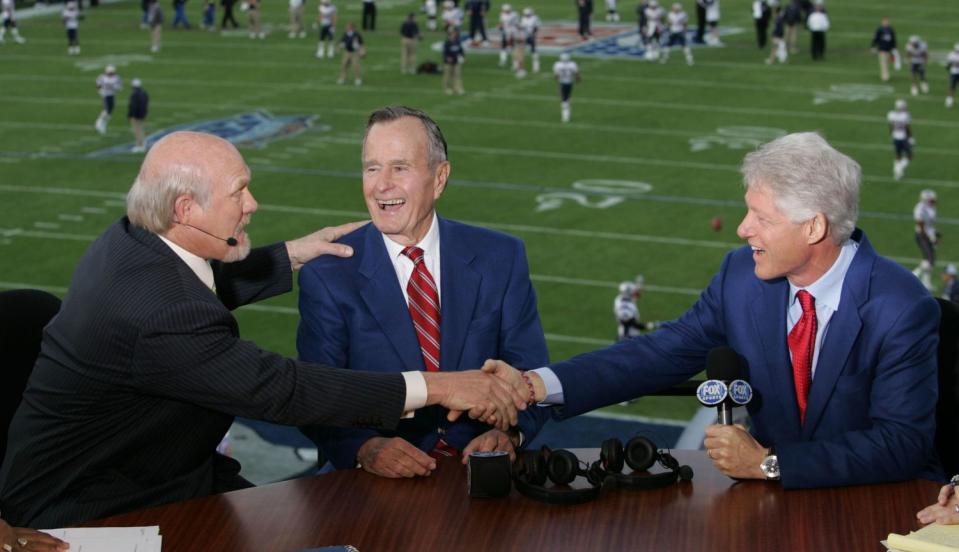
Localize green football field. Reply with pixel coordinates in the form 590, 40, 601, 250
1, 0, 957, 422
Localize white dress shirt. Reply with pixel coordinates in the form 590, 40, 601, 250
787, 239, 858, 379
381, 212, 442, 305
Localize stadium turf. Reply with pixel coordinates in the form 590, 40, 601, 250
1, 0, 957, 422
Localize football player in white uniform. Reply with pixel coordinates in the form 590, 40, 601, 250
913, 189, 938, 291
643, 0, 664, 60
947, 43, 959, 108
94, 65, 123, 135
62, 0, 80, 55
0, 0, 27, 44
0, 0, 25, 44
660, 3, 692, 65
553, 52, 581, 123
423, 0, 437, 31
516, 7, 540, 76
441, 0, 463, 32
906, 35, 929, 97
605, 0, 620, 22
316, 0, 337, 59
614, 282, 642, 340
614, 276, 658, 340
887, 99, 913, 181
498, 4, 519, 67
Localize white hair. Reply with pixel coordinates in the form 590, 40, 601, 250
126, 161, 212, 233
741, 132, 860, 244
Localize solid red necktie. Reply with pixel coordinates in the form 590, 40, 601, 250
402, 246, 441, 372
788, 290, 817, 424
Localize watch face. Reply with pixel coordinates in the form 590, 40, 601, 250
761, 456, 780, 479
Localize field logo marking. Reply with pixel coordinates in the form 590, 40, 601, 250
535, 179, 652, 212
813, 84, 894, 105
689, 126, 787, 152
74, 55, 154, 72
87, 110, 324, 157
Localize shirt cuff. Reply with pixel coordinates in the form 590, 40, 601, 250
531, 367, 565, 405
401, 371, 428, 419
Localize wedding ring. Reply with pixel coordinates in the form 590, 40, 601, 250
3, 543, 13, 551
706, 449, 713, 459
955, 504, 959, 514
16, 538, 27, 546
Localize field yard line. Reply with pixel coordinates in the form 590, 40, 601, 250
8, 84, 959, 130
6, 111, 955, 156
837, 0, 959, 14
827, 14, 959, 29
6, 81, 959, 129
0, 221, 945, 269
6, 178, 959, 228
292, 137, 959, 189
0, 280, 623, 345
3, 41, 944, 80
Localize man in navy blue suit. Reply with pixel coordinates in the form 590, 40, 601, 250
297, 106, 549, 478
485, 132, 941, 489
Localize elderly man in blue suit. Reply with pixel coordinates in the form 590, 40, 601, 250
297, 106, 549, 477
486, 132, 941, 489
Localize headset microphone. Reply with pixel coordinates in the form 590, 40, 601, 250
697, 346, 752, 425
176, 222, 238, 246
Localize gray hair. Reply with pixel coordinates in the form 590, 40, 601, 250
363, 106, 448, 169
126, 161, 212, 233
741, 132, 860, 244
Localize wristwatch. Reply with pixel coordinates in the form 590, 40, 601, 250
760, 447, 780, 480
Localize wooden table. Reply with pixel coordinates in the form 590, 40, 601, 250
87, 450, 940, 551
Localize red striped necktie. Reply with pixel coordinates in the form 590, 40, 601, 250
788, 290, 817, 424
402, 246, 441, 372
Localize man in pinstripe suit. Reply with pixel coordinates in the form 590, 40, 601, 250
0, 131, 528, 528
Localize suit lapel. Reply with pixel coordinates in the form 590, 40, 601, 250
438, 218, 480, 372
750, 277, 802, 436
358, 225, 425, 372
802, 231, 871, 438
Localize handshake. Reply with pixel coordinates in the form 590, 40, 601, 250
421, 360, 547, 431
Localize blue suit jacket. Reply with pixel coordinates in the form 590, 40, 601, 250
550, 230, 941, 488
297, 217, 550, 468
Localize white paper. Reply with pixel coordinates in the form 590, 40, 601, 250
39, 526, 161, 552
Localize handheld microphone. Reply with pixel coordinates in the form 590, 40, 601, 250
176, 222, 238, 246
696, 346, 751, 425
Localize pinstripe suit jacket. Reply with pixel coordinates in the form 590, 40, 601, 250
0, 218, 406, 527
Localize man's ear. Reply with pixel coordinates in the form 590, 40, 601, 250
173, 194, 195, 224
807, 213, 829, 244
433, 161, 450, 200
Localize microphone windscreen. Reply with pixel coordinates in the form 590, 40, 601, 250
705, 346, 744, 381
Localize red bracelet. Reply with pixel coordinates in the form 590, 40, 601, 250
521, 372, 536, 405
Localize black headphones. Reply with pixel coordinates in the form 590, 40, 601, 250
512, 436, 694, 505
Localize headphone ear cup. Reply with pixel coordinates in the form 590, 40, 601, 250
600, 437, 625, 473
515, 450, 548, 486
547, 449, 579, 485
624, 436, 657, 472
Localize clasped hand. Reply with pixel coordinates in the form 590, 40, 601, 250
424, 367, 530, 431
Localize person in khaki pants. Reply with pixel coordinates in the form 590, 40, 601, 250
337, 22, 365, 85
399, 12, 421, 74
442, 28, 464, 94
